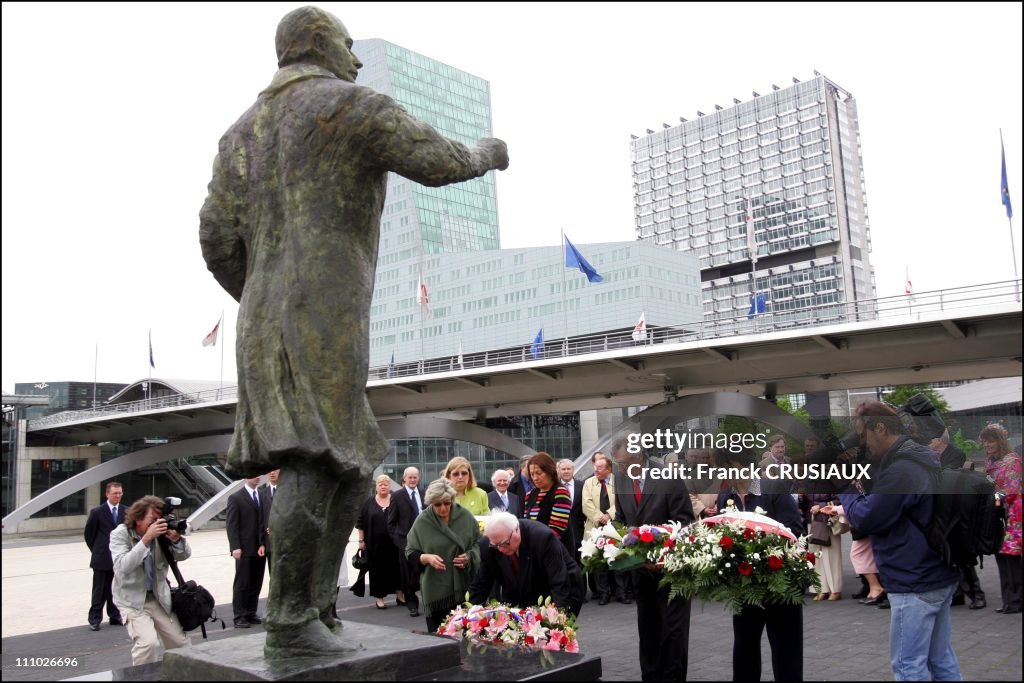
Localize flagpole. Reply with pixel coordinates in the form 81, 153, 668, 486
746, 196, 758, 333
1001, 129, 1020, 302
560, 229, 569, 356
93, 343, 98, 409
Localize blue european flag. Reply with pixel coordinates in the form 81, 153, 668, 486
530, 328, 544, 360
747, 292, 767, 320
564, 235, 603, 283
1002, 138, 1013, 219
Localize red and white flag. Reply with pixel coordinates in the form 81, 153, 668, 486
904, 266, 912, 297
631, 311, 647, 342
417, 273, 432, 319
202, 316, 221, 347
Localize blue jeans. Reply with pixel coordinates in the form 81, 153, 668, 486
889, 583, 961, 681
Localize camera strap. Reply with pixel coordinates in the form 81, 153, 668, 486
157, 538, 188, 588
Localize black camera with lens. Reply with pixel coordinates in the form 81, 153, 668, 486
896, 393, 946, 444
161, 496, 190, 534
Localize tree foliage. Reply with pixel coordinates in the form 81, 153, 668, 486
884, 384, 950, 415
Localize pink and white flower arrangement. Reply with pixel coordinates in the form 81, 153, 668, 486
438, 597, 579, 653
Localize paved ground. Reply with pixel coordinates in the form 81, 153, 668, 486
2, 530, 1020, 681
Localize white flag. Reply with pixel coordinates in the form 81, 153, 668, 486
457, 343, 464, 369
904, 266, 913, 297
417, 272, 432, 319
202, 316, 221, 347
631, 311, 647, 342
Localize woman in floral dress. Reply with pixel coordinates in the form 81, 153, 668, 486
981, 424, 1021, 614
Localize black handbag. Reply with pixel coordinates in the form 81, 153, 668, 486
352, 547, 371, 570
808, 519, 832, 546
158, 539, 224, 638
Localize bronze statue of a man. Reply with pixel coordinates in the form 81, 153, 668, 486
199, 6, 508, 658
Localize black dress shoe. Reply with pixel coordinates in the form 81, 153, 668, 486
969, 597, 987, 610
877, 599, 891, 610
234, 620, 251, 629
89, 624, 100, 631
247, 615, 262, 624
860, 591, 887, 606
995, 606, 1005, 613
617, 597, 633, 605
409, 609, 420, 617
1003, 607, 1022, 614
598, 595, 610, 606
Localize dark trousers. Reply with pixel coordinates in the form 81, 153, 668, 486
995, 553, 1022, 611
595, 568, 628, 599
633, 569, 690, 682
954, 563, 985, 601
88, 569, 121, 625
732, 603, 803, 682
397, 546, 420, 611
233, 555, 266, 620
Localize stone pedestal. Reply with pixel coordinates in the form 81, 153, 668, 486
161, 623, 461, 681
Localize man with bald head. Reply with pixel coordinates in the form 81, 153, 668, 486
200, 6, 507, 656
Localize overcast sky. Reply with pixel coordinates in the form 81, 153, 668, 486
2, 2, 1021, 393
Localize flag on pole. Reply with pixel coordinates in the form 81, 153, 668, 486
417, 272, 431, 319
148, 329, 155, 369
746, 292, 767, 319
457, 342, 464, 369
904, 266, 913, 297
202, 315, 222, 347
530, 328, 544, 360
388, 352, 396, 378
564, 235, 603, 283
1001, 135, 1014, 219
744, 198, 758, 265
631, 311, 647, 342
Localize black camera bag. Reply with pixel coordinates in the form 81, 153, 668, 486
159, 539, 224, 638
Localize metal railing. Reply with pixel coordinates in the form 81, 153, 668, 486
28, 279, 1021, 430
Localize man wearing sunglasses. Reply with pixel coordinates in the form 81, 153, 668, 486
469, 513, 584, 616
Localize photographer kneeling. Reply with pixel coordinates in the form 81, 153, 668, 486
110, 496, 191, 665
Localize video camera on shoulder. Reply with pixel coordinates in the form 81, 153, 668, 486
896, 393, 946, 444
161, 496, 190, 534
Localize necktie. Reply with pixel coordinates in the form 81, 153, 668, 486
411, 488, 421, 514
633, 478, 642, 505
599, 480, 610, 513
510, 553, 520, 576
500, 494, 508, 510
252, 490, 259, 508
111, 505, 118, 524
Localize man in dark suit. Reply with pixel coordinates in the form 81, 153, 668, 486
258, 469, 280, 575
226, 476, 267, 628
470, 514, 584, 616
557, 459, 586, 568
612, 437, 694, 682
507, 454, 534, 501
84, 481, 125, 631
487, 469, 523, 517
387, 466, 424, 617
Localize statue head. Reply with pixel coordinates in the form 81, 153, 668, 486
276, 6, 362, 82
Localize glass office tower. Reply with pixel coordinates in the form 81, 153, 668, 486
355, 38, 500, 258
631, 74, 876, 331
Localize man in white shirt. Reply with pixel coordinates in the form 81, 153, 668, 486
557, 459, 586, 569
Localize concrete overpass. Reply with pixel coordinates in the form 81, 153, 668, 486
26, 295, 1021, 447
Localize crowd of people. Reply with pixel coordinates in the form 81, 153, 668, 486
86, 416, 1020, 677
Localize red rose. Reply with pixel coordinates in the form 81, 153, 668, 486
743, 528, 756, 540
805, 552, 816, 565
688, 535, 696, 543
525, 636, 535, 645
479, 618, 489, 628
607, 539, 617, 545
719, 536, 734, 551
767, 555, 784, 571
737, 561, 753, 576
640, 531, 655, 543
663, 538, 676, 549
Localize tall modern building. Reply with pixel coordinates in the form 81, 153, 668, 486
354, 38, 500, 259
631, 74, 876, 331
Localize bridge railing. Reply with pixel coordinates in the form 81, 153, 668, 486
27, 279, 1021, 430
